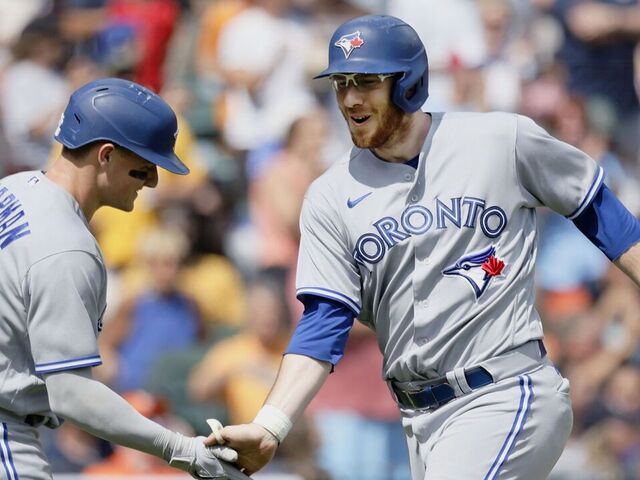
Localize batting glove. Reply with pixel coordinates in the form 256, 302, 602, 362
167, 433, 238, 479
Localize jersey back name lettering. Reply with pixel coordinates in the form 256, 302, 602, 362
0, 186, 31, 249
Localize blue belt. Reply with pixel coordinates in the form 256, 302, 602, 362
390, 340, 547, 411
391, 366, 494, 411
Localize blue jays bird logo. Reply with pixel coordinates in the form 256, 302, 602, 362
442, 246, 505, 299
335, 31, 364, 59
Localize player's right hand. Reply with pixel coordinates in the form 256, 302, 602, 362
205, 423, 278, 475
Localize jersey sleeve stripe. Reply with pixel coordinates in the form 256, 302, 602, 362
296, 287, 361, 316
566, 166, 605, 220
35, 355, 102, 374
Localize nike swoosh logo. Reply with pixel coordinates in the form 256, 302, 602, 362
347, 192, 372, 208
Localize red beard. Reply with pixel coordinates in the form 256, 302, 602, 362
348, 102, 411, 150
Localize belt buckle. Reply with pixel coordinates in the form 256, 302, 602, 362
408, 385, 439, 411
394, 381, 453, 411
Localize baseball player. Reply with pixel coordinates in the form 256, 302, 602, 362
0, 78, 249, 480
206, 15, 640, 480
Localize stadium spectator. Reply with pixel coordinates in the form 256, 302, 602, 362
249, 112, 329, 273
188, 272, 291, 424
97, 226, 204, 392
0, 17, 69, 170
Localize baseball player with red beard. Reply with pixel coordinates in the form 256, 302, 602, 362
208, 15, 640, 480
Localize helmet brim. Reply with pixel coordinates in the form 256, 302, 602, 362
128, 145, 190, 175
314, 59, 408, 79
55, 133, 190, 175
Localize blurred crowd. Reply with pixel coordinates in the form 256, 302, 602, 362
2, 0, 640, 479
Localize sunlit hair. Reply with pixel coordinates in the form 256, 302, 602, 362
137, 226, 190, 263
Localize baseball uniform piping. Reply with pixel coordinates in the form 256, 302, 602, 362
0, 423, 18, 480
35, 355, 102, 374
296, 287, 361, 315
567, 166, 604, 220
483, 374, 533, 480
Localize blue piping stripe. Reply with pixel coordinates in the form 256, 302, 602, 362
0, 423, 12, 480
4, 424, 18, 480
1, 423, 18, 480
296, 287, 361, 315
36, 354, 102, 367
567, 166, 605, 220
484, 376, 526, 480
484, 374, 533, 480
35, 356, 102, 374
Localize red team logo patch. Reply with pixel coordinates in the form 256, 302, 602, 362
335, 31, 365, 59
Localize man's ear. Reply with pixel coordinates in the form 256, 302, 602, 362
97, 143, 115, 167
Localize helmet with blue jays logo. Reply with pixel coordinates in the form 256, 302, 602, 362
315, 15, 429, 113
55, 77, 189, 175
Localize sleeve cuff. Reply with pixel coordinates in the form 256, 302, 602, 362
35, 355, 102, 374
296, 287, 361, 316
567, 166, 605, 220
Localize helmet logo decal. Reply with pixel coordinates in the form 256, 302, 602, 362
334, 31, 364, 59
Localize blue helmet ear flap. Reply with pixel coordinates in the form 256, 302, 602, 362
392, 54, 429, 113
316, 15, 429, 113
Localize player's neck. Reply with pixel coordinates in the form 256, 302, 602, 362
371, 112, 431, 163
46, 157, 100, 221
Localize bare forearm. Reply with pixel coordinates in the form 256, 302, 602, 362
614, 241, 640, 288
264, 353, 331, 422
211, 354, 331, 474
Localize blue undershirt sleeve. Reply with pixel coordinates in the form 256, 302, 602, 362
285, 295, 355, 366
573, 183, 640, 261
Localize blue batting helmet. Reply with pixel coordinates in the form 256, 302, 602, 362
54, 78, 189, 175
315, 15, 429, 113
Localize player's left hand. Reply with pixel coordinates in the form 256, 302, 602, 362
205, 422, 278, 475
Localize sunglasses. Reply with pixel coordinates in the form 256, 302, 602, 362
330, 73, 395, 92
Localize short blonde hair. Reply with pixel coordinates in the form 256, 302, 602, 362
138, 226, 190, 262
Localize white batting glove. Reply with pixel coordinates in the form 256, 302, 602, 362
207, 418, 226, 444
167, 433, 238, 479
206, 419, 253, 480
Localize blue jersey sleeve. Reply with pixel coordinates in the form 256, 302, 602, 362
573, 183, 640, 261
285, 295, 355, 366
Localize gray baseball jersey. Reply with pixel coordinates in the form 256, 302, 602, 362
296, 112, 602, 382
0, 170, 106, 426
